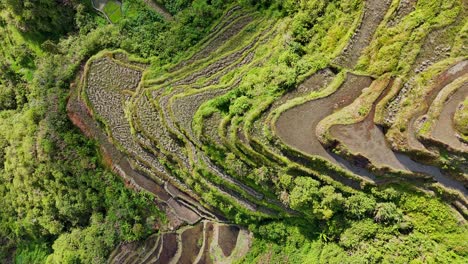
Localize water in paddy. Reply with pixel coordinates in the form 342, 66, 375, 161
432, 83, 468, 151
276, 73, 375, 180
332, 118, 467, 195
330, 78, 467, 195
408, 60, 468, 150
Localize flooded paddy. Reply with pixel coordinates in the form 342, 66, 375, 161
432, 83, 468, 151
276, 73, 374, 179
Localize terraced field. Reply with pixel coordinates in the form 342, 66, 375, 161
67, 1, 468, 263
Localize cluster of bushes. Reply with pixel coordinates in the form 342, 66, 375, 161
244, 183, 467, 263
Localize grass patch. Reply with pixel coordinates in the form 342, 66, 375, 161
454, 97, 468, 138
104, 0, 123, 23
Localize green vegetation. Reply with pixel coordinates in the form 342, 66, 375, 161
454, 97, 468, 140
103, 0, 123, 23
242, 185, 467, 263
0, 0, 467, 263
417, 76, 467, 137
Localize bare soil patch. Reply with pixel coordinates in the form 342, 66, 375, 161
179, 223, 204, 264
167, 198, 201, 224
198, 222, 214, 264
330, 83, 467, 195
387, 0, 417, 27
155, 233, 178, 264
218, 225, 240, 257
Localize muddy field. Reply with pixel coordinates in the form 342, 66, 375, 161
431, 83, 468, 151
218, 225, 240, 257
276, 73, 374, 177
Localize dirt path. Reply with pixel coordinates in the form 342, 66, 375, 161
276, 73, 375, 179
334, 0, 392, 69
91, 0, 107, 11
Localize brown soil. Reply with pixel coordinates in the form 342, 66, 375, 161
250, 69, 337, 160
431, 84, 468, 151
210, 6, 242, 35
179, 223, 204, 264
202, 112, 224, 145
330, 82, 407, 170
140, 234, 162, 263
387, 0, 417, 27
68, 62, 220, 264
167, 198, 201, 224
412, 13, 465, 75
68, 81, 171, 202
218, 225, 240, 257
334, 0, 392, 69
134, 93, 188, 167
173, 32, 260, 87
198, 222, 214, 264
275, 73, 375, 179
155, 233, 178, 264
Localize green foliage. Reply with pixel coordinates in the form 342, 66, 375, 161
356, 0, 462, 75
230, 96, 251, 115
14, 241, 50, 264
46, 214, 114, 264
104, 0, 123, 23
344, 193, 376, 219
0, 85, 17, 110
244, 185, 467, 263
156, 0, 195, 15
339, 219, 378, 249
0, 2, 165, 261
374, 202, 403, 224
121, 0, 233, 60
318, 243, 347, 263
289, 177, 320, 211
2, 0, 78, 35
257, 221, 290, 243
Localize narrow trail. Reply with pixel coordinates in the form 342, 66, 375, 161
334, 0, 392, 68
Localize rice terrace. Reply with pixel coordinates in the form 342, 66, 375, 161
0, 0, 467, 263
